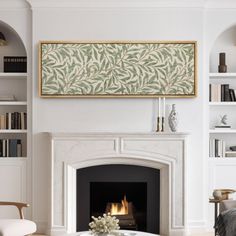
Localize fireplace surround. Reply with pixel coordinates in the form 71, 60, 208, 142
48, 132, 188, 236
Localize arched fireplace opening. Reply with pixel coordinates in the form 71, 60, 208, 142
76, 164, 160, 234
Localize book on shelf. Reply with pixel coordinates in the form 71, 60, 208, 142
209, 83, 236, 102
215, 125, 231, 129
209, 138, 226, 157
3, 56, 27, 73
225, 151, 236, 158
0, 112, 27, 130
0, 139, 22, 157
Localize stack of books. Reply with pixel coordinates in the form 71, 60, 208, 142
0, 95, 15, 101
209, 138, 226, 157
4, 56, 27, 73
225, 151, 236, 158
0, 139, 22, 157
209, 84, 236, 102
0, 112, 27, 129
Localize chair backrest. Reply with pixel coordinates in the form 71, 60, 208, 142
0, 202, 29, 219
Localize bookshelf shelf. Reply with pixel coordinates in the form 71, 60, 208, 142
209, 156, 236, 159
0, 73, 27, 78
209, 102, 236, 106
0, 130, 27, 133
0, 101, 27, 105
0, 157, 27, 159
209, 73, 236, 78
209, 129, 236, 133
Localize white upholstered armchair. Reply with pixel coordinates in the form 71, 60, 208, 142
0, 202, 36, 236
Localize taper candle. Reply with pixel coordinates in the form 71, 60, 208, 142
158, 97, 161, 118
163, 97, 165, 118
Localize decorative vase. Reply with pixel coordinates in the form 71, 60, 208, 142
168, 104, 178, 132
218, 52, 227, 73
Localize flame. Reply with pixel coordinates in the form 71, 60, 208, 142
110, 195, 129, 215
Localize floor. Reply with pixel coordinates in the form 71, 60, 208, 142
36, 233, 214, 236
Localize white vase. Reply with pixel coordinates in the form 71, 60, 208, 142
168, 104, 178, 132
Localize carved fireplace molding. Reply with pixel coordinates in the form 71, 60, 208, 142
48, 132, 188, 236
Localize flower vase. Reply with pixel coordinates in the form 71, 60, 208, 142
168, 104, 178, 132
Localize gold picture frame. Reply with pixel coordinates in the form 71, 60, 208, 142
39, 41, 197, 98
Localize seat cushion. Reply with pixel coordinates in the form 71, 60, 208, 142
0, 219, 36, 236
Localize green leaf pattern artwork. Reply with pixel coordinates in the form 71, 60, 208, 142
40, 42, 196, 97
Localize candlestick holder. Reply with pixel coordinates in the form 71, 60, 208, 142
161, 117, 165, 132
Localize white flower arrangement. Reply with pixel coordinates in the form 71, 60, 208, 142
89, 213, 120, 235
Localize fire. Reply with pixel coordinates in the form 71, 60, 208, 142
110, 195, 129, 215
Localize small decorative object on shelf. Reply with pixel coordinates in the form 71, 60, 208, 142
213, 189, 222, 200
218, 52, 227, 73
215, 115, 231, 129
156, 97, 165, 132
168, 104, 178, 132
89, 213, 120, 236
213, 189, 236, 200
0, 32, 7, 46
230, 146, 236, 151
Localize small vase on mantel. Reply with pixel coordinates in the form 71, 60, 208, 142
168, 104, 178, 132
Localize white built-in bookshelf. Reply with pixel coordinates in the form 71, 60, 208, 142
209, 73, 236, 158
0, 65, 27, 158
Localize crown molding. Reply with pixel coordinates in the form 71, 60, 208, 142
26, 0, 207, 9
25, 0, 236, 10
205, 0, 236, 9
0, 0, 29, 10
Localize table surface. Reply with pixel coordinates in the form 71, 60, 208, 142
65, 230, 159, 236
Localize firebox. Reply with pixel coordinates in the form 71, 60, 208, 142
76, 165, 160, 234
90, 182, 147, 231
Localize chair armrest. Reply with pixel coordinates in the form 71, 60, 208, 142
0, 201, 29, 219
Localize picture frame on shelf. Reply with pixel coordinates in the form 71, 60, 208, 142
39, 41, 197, 98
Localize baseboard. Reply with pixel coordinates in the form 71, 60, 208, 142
35, 221, 48, 235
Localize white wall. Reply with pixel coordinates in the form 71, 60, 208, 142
31, 6, 205, 233
3, 0, 236, 234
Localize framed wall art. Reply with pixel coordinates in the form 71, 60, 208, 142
39, 41, 197, 98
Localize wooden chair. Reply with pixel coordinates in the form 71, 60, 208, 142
0, 201, 36, 236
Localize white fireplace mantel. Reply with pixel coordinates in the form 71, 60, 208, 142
48, 132, 189, 236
